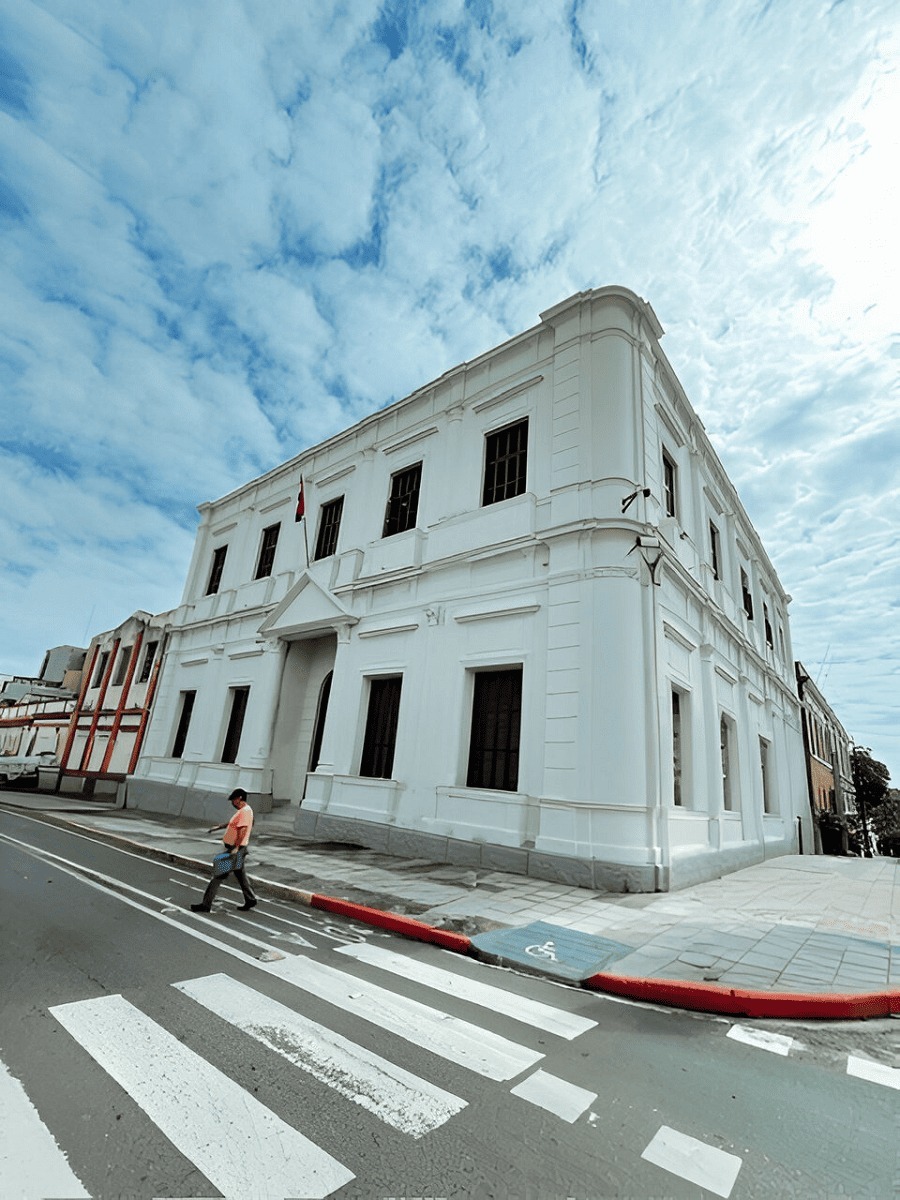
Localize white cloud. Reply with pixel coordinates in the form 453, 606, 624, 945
1, 0, 898, 778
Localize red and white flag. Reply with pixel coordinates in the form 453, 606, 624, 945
294, 477, 305, 522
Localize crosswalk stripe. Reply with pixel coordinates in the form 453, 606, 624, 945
846, 1054, 900, 1090
174, 972, 467, 1137
0, 1058, 90, 1200
266, 953, 544, 1080
509, 1069, 597, 1123
726, 1024, 794, 1055
49, 994, 354, 1200
335, 943, 597, 1039
641, 1125, 743, 1198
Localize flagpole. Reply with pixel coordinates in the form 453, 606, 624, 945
302, 512, 310, 569
296, 476, 309, 568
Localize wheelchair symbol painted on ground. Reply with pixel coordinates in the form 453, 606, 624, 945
524, 939, 559, 962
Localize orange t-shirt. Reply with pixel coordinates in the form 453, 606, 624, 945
224, 804, 253, 848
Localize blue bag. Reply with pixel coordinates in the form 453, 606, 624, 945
212, 847, 246, 877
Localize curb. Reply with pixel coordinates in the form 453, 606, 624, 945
10, 807, 900, 1020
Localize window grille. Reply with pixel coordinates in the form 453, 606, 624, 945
383, 464, 422, 537
314, 497, 344, 560
206, 545, 228, 595
93, 651, 110, 688
255, 523, 281, 579
360, 677, 402, 778
221, 686, 250, 764
483, 419, 528, 506
138, 641, 158, 684
467, 668, 522, 792
171, 691, 196, 758
112, 646, 133, 687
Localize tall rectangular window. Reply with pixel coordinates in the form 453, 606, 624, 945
314, 496, 344, 560
254, 524, 280, 579
483, 419, 528, 506
763, 602, 774, 648
759, 737, 774, 814
671, 689, 683, 806
467, 668, 522, 792
171, 690, 196, 758
741, 569, 754, 620
221, 686, 250, 764
720, 714, 736, 810
93, 650, 110, 688
206, 545, 228, 595
709, 521, 721, 581
360, 677, 402, 778
382, 463, 422, 537
138, 640, 158, 684
662, 451, 677, 519
112, 645, 133, 687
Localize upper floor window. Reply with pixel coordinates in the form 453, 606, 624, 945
383, 463, 422, 538
206, 545, 228, 595
171, 690, 196, 758
254, 523, 281, 580
671, 688, 684, 806
760, 737, 775, 814
467, 667, 522, 792
138, 640, 158, 684
112, 645, 133, 687
740, 569, 754, 620
314, 496, 344, 561
763, 602, 774, 648
720, 714, 737, 810
662, 451, 678, 519
483, 419, 528, 506
360, 677, 402, 778
709, 521, 721, 581
93, 650, 110, 688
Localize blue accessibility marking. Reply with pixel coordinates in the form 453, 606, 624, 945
471, 920, 634, 982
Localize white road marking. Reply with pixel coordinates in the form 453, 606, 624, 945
174, 973, 467, 1136
509, 1069, 596, 1123
847, 1054, 900, 1090
267, 954, 543, 1080
727, 1024, 794, 1055
0, 1058, 90, 1200
335, 942, 596, 1039
49, 994, 354, 1200
641, 1125, 742, 1198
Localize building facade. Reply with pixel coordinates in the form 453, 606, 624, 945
133, 287, 809, 890
795, 662, 856, 854
56, 612, 169, 796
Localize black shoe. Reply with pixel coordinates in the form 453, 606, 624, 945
190, 903, 211, 912
236, 899, 257, 911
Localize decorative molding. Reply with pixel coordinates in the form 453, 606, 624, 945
472, 374, 543, 413
210, 520, 238, 537
715, 664, 739, 685
259, 494, 292, 516
663, 622, 699, 653
180, 656, 209, 667
315, 462, 357, 487
380, 425, 439, 456
227, 648, 265, 660
454, 601, 540, 624
357, 622, 420, 639
654, 402, 686, 448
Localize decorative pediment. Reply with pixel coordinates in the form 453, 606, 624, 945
258, 574, 357, 641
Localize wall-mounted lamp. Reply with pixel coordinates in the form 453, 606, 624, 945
621, 485, 652, 513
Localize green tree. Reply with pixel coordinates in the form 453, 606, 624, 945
850, 747, 891, 856
869, 789, 900, 857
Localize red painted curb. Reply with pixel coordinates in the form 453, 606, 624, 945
310, 893, 471, 953
583, 972, 900, 1019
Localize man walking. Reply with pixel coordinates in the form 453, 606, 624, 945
191, 787, 258, 913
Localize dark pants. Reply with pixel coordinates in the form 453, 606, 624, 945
200, 858, 256, 908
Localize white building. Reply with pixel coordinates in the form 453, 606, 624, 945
133, 286, 809, 890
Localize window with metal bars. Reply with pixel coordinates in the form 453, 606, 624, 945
482, 419, 528, 506
206, 545, 228, 595
254, 523, 280, 579
171, 690, 196, 758
221, 686, 250, 764
382, 464, 422, 537
138, 641, 158, 684
360, 677, 402, 778
112, 645, 133, 687
662, 451, 677, 519
466, 668, 522, 792
314, 496, 344, 560
92, 651, 110, 688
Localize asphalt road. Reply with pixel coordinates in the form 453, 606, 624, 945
1, 806, 896, 1199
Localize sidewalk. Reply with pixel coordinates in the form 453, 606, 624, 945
4, 790, 898, 1020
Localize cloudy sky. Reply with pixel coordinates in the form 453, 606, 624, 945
2, 0, 898, 778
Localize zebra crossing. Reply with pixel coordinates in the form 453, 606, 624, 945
4, 911, 898, 1199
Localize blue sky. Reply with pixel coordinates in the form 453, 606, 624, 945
1, 0, 898, 779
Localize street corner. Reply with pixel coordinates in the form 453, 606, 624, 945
470, 919, 634, 983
